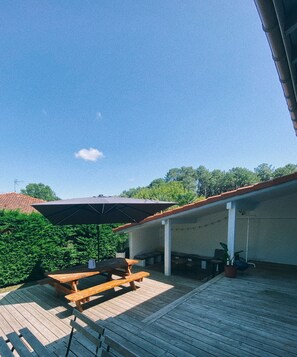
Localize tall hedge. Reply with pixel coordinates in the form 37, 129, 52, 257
0, 210, 127, 287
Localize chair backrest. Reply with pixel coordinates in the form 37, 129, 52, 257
65, 309, 105, 357
66, 309, 137, 357
214, 249, 225, 260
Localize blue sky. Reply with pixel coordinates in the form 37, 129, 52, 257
1, 1, 296, 199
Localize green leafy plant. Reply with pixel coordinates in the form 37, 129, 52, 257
219, 242, 243, 266
0, 210, 126, 288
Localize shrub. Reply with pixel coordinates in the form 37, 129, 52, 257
0, 210, 126, 287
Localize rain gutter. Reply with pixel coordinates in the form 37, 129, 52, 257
254, 0, 297, 135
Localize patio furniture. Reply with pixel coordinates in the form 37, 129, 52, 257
65, 271, 150, 312
210, 249, 225, 277
0, 310, 138, 356
0, 327, 52, 357
66, 309, 137, 357
171, 256, 188, 272
41, 258, 149, 311
42, 258, 139, 296
32, 196, 174, 261
134, 251, 163, 266
234, 257, 251, 271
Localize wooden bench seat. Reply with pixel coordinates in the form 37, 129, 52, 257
134, 251, 163, 266
65, 271, 150, 311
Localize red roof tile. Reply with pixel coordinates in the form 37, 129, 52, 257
115, 172, 297, 232
0, 192, 45, 214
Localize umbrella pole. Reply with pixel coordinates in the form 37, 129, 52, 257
96, 225, 100, 262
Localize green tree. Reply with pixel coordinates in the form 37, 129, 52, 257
122, 163, 297, 204
149, 178, 166, 188
196, 165, 211, 197
221, 167, 258, 192
254, 163, 275, 181
273, 164, 297, 178
208, 169, 225, 196
21, 183, 60, 201
165, 166, 197, 193
121, 186, 142, 198
133, 181, 196, 206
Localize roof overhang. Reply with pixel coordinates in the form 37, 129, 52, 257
116, 173, 297, 233
255, 0, 297, 135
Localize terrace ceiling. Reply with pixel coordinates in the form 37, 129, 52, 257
255, 0, 297, 135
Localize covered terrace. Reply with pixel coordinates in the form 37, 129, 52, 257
116, 173, 297, 277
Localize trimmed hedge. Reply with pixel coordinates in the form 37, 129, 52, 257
0, 210, 127, 287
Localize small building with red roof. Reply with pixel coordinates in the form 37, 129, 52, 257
0, 192, 45, 214
116, 173, 297, 275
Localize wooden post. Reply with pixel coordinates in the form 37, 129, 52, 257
226, 201, 236, 260
163, 219, 172, 276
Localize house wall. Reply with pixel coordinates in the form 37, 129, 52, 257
129, 225, 163, 258
171, 211, 228, 257
128, 192, 297, 266
237, 193, 297, 265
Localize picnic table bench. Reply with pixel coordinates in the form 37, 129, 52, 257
40, 258, 139, 294
40, 258, 149, 311
65, 271, 150, 311
134, 251, 163, 266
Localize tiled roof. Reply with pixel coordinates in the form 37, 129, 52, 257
115, 172, 297, 232
0, 192, 45, 214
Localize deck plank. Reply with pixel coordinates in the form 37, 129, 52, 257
0, 263, 297, 356
115, 314, 215, 357
168, 306, 297, 356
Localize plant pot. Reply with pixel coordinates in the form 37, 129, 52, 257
116, 252, 126, 258
224, 265, 237, 278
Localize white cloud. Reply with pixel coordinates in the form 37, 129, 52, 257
74, 148, 104, 162
95, 112, 102, 121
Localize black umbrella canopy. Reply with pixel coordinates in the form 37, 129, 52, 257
32, 196, 175, 225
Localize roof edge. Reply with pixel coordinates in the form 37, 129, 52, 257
254, 0, 297, 135
115, 172, 297, 232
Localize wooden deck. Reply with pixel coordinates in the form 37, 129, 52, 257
0, 263, 297, 356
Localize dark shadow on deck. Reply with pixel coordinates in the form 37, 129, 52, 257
1, 262, 297, 356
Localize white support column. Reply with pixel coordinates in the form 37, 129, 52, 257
163, 219, 172, 276
226, 201, 237, 260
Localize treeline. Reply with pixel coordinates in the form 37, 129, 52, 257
121, 163, 297, 205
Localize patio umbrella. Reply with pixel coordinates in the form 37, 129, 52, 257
32, 196, 175, 260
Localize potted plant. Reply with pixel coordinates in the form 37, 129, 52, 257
115, 240, 127, 258
219, 242, 243, 278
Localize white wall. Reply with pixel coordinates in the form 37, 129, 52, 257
128, 192, 297, 266
129, 225, 163, 258
237, 193, 297, 265
171, 211, 228, 257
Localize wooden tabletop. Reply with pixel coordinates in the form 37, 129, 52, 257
45, 258, 139, 284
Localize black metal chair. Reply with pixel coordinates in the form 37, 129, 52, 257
0, 327, 52, 357
210, 249, 225, 277
66, 309, 137, 357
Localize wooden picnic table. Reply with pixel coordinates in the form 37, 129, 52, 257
43, 258, 139, 296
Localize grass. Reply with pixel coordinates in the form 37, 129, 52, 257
0, 281, 38, 294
